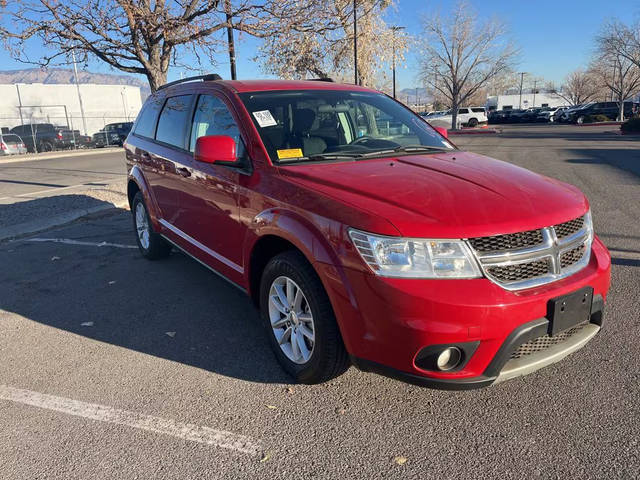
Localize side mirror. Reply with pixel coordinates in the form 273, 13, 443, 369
194, 135, 238, 164
434, 126, 448, 139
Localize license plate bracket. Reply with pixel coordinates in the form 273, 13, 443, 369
547, 287, 593, 336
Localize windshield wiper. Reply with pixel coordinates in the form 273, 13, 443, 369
278, 153, 363, 163
355, 145, 452, 158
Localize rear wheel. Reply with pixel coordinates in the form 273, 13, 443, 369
260, 251, 349, 384
131, 191, 171, 260
39, 141, 54, 152
468, 117, 478, 128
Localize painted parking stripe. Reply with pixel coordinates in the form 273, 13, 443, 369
0, 385, 262, 456
25, 238, 138, 249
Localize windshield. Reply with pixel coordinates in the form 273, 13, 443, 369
238, 90, 454, 164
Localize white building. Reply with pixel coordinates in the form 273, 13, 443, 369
486, 91, 570, 111
0, 83, 142, 136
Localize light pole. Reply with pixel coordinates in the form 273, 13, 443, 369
224, 0, 237, 80
390, 26, 405, 98
518, 72, 526, 109
71, 50, 88, 135
353, 0, 358, 85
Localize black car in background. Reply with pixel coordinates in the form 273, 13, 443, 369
93, 122, 133, 147
10, 123, 76, 152
569, 101, 635, 123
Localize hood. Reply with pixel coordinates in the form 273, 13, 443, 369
279, 151, 588, 238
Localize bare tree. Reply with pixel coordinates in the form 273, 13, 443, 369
555, 69, 602, 106
257, 0, 408, 89
418, 1, 518, 129
590, 54, 640, 121
0, 0, 332, 91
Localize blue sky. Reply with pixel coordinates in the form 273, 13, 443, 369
1, 0, 638, 90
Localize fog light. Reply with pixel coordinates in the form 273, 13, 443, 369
436, 347, 462, 371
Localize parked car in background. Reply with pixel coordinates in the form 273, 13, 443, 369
0, 133, 27, 155
72, 130, 94, 148
568, 101, 635, 124
537, 106, 569, 123
9, 123, 76, 152
428, 107, 488, 128
93, 122, 133, 147
125, 75, 610, 388
556, 104, 590, 123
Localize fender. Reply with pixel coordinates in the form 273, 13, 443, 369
244, 207, 360, 309
128, 165, 162, 231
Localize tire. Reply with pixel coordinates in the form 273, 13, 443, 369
576, 116, 585, 125
39, 141, 54, 152
131, 191, 171, 260
468, 117, 478, 128
259, 251, 349, 384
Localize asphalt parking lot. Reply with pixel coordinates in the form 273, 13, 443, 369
1, 124, 639, 479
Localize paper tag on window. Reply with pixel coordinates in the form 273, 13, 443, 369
252, 110, 277, 128
277, 148, 304, 159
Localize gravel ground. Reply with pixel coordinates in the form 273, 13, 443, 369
0, 124, 638, 479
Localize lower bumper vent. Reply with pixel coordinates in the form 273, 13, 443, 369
510, 322, 589, 359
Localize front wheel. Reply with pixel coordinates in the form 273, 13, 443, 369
260, 251, 349, 384
467, 117, 478, 128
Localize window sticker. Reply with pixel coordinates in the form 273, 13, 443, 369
276, 148, 304, 159
252, 110, 277, 128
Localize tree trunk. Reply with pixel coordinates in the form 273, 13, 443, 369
451, 99, 459, 130
619, 96, 625, 122
146, 69, 168, 93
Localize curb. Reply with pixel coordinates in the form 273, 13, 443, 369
0, 148, 123, 165
0, 200, 128, 242
448, 128, 500, 135
577, 122, 623, 127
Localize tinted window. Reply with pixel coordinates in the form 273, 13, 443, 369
156, 95, 194, 148
471, 108, 485, 113
189, 95, 245, 157
134, 96, 164, 138
458, 108, 469, 114
2, 134, 21, 143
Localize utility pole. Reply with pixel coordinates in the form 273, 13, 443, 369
390, 26, 405, 98
71, 50, 88, 135
224, 0, 237, 80
532, 79, 537, 107
353, 0, 358, 85
518, 72, 526, 109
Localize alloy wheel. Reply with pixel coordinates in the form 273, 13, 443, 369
135, 202, 150, 249
268, 276, 315, 364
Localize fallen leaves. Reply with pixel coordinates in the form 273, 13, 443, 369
393, 456, 408, 465
80, 321, 94, 327
260, 451, 272, 463
266, 405, 277, 409
165, 331, 176, 338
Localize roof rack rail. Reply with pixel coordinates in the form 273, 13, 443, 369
307, 77, 334, 82
157, 73, 222, 91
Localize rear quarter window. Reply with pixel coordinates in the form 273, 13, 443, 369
134, 97, 164, 138
471, 108, 485, 113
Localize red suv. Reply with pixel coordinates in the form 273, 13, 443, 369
125, 75, 611, 389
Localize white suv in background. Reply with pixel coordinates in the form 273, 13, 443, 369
426, 107, 488, 128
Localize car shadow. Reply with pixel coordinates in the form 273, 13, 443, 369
0, 207, 292, 385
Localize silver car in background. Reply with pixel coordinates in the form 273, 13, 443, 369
0, 133, 27, 155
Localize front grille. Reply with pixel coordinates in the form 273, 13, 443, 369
468, 229, 543, 252
560, 245, 586, 269
554, 216, 584, 239
486, 260, 549, 283
469, 214, 590, 290
510, 322, 589, 359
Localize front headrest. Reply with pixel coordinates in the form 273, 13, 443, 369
292, 108, 316, 133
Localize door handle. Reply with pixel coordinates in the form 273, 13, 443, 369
177, 167, 191, 178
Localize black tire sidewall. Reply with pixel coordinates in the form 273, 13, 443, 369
259, 252, 342, 383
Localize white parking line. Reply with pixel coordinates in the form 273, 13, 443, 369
25, 238, 138, 249
0, 385, 262, 456
0, 177, 122, 201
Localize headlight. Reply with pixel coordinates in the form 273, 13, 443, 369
348, 229, 482, 279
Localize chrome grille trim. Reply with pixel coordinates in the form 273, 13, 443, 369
468, 214, 592, 291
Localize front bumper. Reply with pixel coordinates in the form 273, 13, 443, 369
317, 236, 611, 389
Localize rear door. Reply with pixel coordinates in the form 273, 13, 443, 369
172, 92, 248, 280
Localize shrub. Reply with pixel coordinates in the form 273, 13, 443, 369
583, 114, 611, 123
621, 117, 640, 133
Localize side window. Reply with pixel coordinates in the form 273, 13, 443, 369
458, 108, 469, 114
189, 94, 245, 158
156, 95, 194, 149
134, 96, 164, 138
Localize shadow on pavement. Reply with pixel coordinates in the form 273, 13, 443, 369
565, 148, 640, 179
0, 209, 291, 385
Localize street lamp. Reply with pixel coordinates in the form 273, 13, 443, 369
390, 26, 405, 99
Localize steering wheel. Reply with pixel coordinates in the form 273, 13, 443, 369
349, 136, 376, 146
